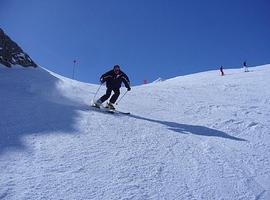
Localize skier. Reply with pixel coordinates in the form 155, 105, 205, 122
243, 61, 249, 72
94, 65, 131, 110
220, 66, 224, 76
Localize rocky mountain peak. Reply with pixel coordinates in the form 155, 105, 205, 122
0, 28, 37, 68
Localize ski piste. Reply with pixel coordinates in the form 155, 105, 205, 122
90, 104, 130, 115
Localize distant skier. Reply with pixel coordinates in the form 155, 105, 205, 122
220, 66, 224, 76
94, 65, 131, 110
243, 61, 249, 72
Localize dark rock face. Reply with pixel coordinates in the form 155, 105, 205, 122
0, 28, 37, 68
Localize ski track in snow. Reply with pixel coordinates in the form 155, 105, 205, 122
0, 65, 270, 199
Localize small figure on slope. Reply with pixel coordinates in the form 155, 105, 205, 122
243, 61, 249, 72
94, 65, 131, 110
220, 66, 224, 76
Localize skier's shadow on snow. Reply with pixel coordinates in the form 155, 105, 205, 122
130, 115, 246, 141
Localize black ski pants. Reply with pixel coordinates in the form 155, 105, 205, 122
100, 88, 120, 104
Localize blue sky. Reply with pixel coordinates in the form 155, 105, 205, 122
1, 0, 270, 85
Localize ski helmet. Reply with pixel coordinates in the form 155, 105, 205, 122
113, 64, 120, 70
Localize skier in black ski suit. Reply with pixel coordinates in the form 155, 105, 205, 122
243, 61, 249, 72
95, 65, 131, 109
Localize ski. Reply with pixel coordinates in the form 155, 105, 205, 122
90, 105, 130, 115
114, 110, 130, 115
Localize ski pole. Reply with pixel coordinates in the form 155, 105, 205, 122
92, 83, 103, 103
116, 90, 128, 105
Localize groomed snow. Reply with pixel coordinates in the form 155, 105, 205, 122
0, 64, 270, 199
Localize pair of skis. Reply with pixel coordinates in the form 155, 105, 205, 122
90, 104, 130, 115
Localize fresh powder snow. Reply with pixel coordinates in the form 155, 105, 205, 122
0, 64, 270, 199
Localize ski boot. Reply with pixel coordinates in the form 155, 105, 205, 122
93, 99, 102, 108
105, 102, 115, 110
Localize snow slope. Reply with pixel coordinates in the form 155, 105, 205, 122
1, 64, 270, 200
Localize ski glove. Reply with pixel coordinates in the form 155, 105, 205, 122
100, 78, 105, 84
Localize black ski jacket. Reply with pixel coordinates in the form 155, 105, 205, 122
100, 70, 130, 89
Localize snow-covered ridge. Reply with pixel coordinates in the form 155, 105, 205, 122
0, 64, 270, 199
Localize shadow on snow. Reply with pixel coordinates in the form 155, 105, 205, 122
0, 67, 81, 155
129, 114, 247, 141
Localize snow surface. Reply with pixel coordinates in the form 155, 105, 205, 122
0, 64, 270, 200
